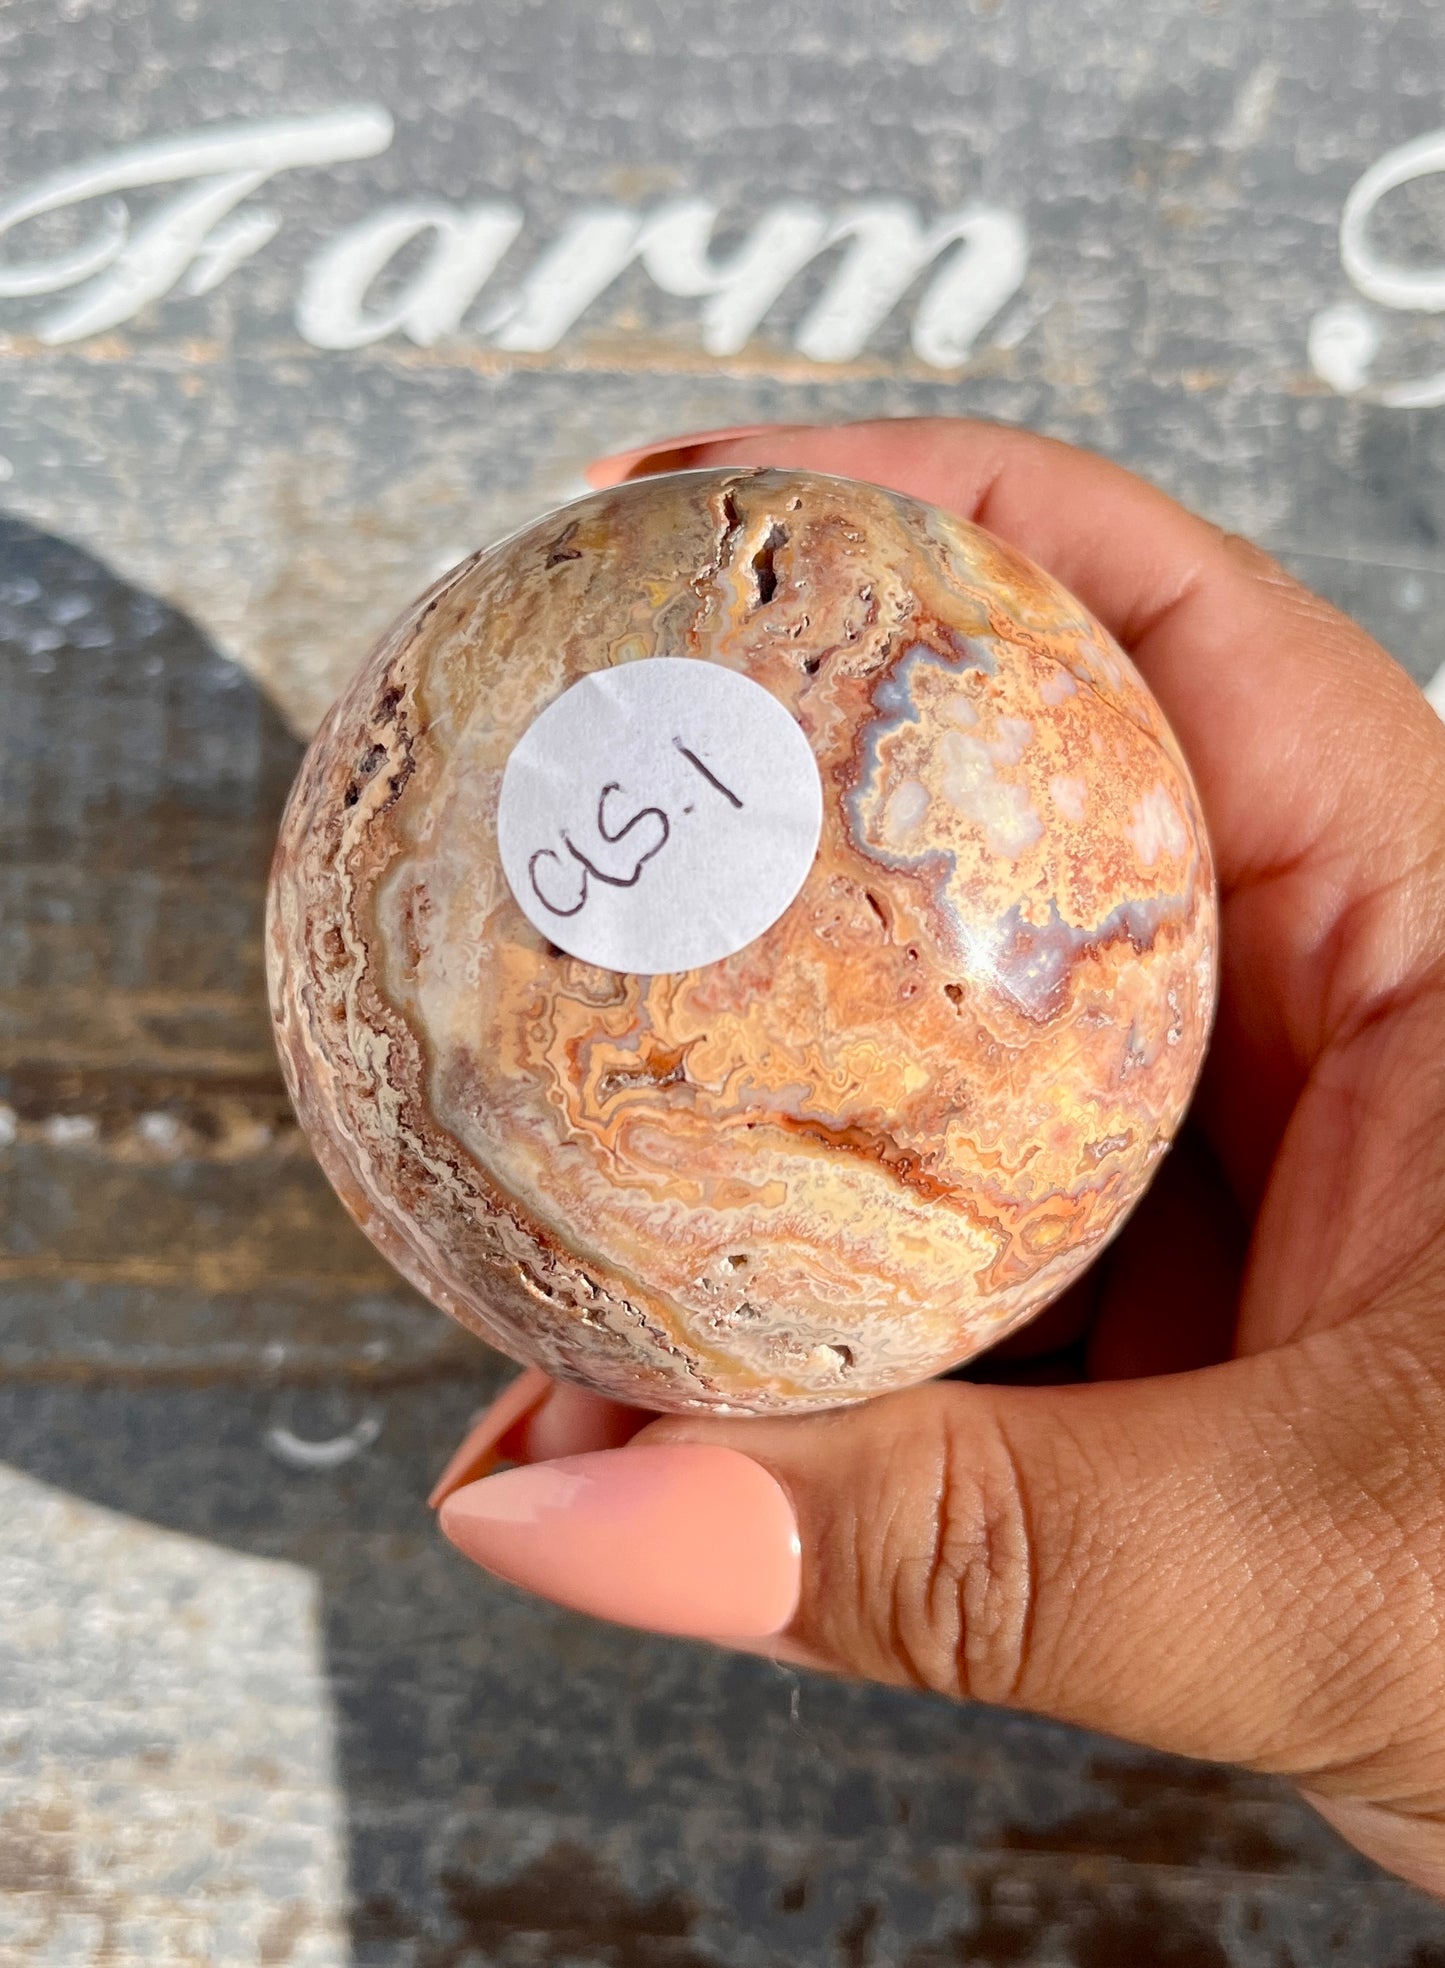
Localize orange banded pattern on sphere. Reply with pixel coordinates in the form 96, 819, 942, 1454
266, 468, 1216, 1412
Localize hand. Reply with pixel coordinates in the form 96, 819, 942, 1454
432, 419, 1445, 1896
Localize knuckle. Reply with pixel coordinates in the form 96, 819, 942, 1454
846, 1398, 1041, 1705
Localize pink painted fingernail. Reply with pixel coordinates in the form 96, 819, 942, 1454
427, 1367, 554, 1508
437, 1444, 801, 1639
584, 423, 800, 488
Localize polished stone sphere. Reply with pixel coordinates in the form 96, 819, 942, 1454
267, 468, 1216, 1413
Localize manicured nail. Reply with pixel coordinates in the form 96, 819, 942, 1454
437, 1443, 801, 1640
427, 1366, 554, 1508
584, 423, 801, 489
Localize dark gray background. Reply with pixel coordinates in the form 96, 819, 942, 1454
2, 2, 1444, 1962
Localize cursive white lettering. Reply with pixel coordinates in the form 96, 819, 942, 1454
0, 109, 1031, 371
0, 107, 394, 344
1310, 125, 1445, 406
486, 207, 646, 352
1340, 127, 1445, 313
481, 194, 1026, 363
637, 198, 834, 355
297, 200, 524, 348
792, 201, 1028, 366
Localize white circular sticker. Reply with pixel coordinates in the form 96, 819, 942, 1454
497, 658, 823, 975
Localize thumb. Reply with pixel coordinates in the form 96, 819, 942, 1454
438, 1319, 1445, 1785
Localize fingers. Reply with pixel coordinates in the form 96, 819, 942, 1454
518, 1378, 651, 1461
434, 1328, 1445, 1891
437, 1322, 1445, 1803
428, 1369, 649, 1507
648, 1335, 1445, 1899
428, 1366, 554, 1506
1302, 1794, 1445, 1902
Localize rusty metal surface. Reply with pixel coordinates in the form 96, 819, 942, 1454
3, 1, 1445, 1962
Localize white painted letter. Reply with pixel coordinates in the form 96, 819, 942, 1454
910, 209, 1031, 367
486, 208, 646, 352
0, 107, 394, 343
297, 201, 524, 348
1340, 127, 1445, 312
793, 200, 1028, 366
637, 198, 833, 355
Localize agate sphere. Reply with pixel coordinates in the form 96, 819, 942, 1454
266, 467, 1217, 1413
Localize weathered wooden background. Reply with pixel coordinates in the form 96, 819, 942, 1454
2, 1, 1445, 1962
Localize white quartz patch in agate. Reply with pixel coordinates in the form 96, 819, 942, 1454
266, 467, 1217, 1413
